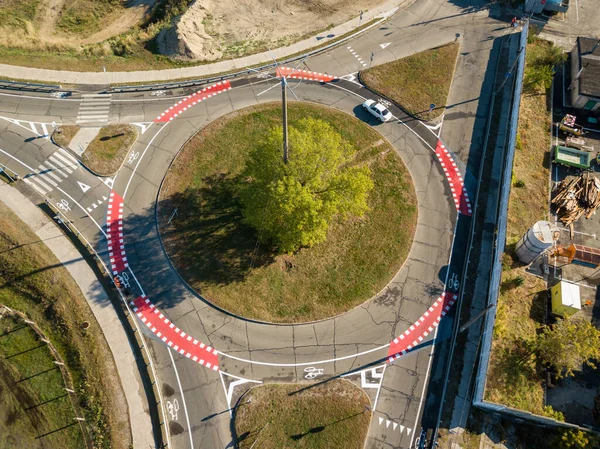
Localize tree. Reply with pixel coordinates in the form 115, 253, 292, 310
239, 117, 374, 253
534, 318, 600, 378
556, 429, 599, 449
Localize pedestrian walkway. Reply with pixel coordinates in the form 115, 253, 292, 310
22, 147, 79, 196
0, 182, 155, 449
0, 0, 410, 85
77, 94, 111, 124
68, 127, 101, 156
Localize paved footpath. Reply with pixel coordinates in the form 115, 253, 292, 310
0, 0, 413, 85
0, 182, 154, 449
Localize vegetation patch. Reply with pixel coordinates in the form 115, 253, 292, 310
0, 313, 84, 448
57, 0, 124, 35
234, 380, 371, 449
0, 0, 39, 30
159, 103, 417, 322
360, 43, 459, 121
83, 124, 137, 176
485, 38, 566, 419
53, 125, 81, 149
0, 200, 131, 448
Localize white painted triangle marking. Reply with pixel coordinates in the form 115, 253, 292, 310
386, 420, 391, 428
87, 207, 93, 213
380, 42, 391, 49
103, 177, 114, 189
378, 417, 383, 425
92, 203, 97, 209
406, 428, 412, 436
103, 196, 108, 201
393, 422, 398, 430
219, 371, 262, 418
97, 199, 103, 206
131, 122, 153, 134
400, 425, 405, 433
78, 181, 91, 193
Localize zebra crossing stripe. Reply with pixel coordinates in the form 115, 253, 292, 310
43, 159, 70, 177
57, 148, 78, 165
48, 155, 74, 174
38, 164, 63, 183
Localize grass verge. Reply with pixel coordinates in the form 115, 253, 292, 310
0, 313, 84, 448
360, 43, 459, 121
53, 125, 81, 149
0, 200, 131, 448
0, 0, 39, 30
158, 102, 417, 323
83, 124, 137, 176
484, 39, 558, 419
234, 380, 371, 449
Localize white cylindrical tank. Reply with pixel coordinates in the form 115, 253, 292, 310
515, 221, 554, 264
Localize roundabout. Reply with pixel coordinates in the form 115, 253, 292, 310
157, 102, 418, 323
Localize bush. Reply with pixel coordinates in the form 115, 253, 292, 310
514, 179, 526, 188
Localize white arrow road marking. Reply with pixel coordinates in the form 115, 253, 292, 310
378, 417, 384, 425
219, 371, 262, 417
393, 422, 398, 431
78, 181, 91, 193
386, 420, 391, 428
380, 42, 391, 49
400, 425, 405, 433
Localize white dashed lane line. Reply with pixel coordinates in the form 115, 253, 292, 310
347, 45, 368, 68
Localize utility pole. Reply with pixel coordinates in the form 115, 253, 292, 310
282, 76, 289, 164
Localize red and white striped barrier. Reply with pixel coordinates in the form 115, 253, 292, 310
276, 67, 337, 83
154, 80, 232, 123
434, 140, 472, 216
387, 292, 458, 362
131, 295, 219, 371
107, 192, 128, 275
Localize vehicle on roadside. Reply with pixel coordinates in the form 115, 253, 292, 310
362, 99, 393, 122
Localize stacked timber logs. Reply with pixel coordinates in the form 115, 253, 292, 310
552, 172, 600, 226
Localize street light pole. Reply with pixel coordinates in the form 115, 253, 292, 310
282, 77, 289, 164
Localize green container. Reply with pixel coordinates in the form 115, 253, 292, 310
554, 145, 591, 169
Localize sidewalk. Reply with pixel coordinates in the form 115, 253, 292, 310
0, 0, 409, 86
0, 182, 154, 449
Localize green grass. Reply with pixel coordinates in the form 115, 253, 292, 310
53, 125, 80, 149
0, 201, 131, 448
0, 0, 39, 30
360, 43, 460, 121
83, 124, 137, 176
485, 39, 561, 420
234, 380, 371, 449
0, 314, 84, 448
159, 102, 417, 322
56, 0, 122, 35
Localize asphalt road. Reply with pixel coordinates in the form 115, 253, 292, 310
0, 0, 506, 447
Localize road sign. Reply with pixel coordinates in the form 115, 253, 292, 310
429, 103, 436, 112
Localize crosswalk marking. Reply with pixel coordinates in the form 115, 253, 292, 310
76, 94, 111, 125
0, 115, 56, 139
22, 148, 80, 196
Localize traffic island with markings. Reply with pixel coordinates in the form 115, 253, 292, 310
158, 102, 417, 323
360, 43, 460, 121
233, 379, 371, 449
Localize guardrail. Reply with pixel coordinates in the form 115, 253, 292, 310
0, 161, 20, 182
111, 16, 384, 93
44, 200, 172, 448
0, 79, 62, 92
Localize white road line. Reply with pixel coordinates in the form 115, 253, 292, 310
25, 173, 53, 191
76, 118, 109, 123
55, 186, 106, 237
49, 155, 75, 173
38, 164, 63, 183
44, 159, 70, 177
167, 348, 195, 449
123, 124, 167, 199
57, 148, 78, 164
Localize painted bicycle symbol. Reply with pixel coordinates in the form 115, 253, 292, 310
304, 367, 324, 379
449, 273, 460, 291
51, 92, 67, 98
127, 151, 139, 165
166, 399, 179, 420
378, 98, 391, 107
151, 90, 166, 96
56, 199, 71, 212
115, 272, 131, 289
256, 71, 271, 79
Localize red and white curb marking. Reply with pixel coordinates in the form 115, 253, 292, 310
107, 192, 128, 275
154, 80, 232, 122
131, 295, 219, 371
276, 66, 337, 83
434, 140, 472, 216
387, 292, 458, 362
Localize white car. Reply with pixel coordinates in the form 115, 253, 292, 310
362, 99, 393, 122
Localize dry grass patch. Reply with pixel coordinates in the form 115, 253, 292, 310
234, 380, 371, 449
159, 102, 417, 323
53, 125, 80, 149
0, 201, 131, 448
83, 124, 137, 176
360, 43, 459, 121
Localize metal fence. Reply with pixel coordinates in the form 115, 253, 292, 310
472, 20, 529, 405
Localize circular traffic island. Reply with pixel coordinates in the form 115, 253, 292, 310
158, 103, 417, 323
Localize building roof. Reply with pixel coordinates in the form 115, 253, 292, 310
577, 37, 600, 99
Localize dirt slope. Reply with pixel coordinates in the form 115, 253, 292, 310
158, 0, 388, 61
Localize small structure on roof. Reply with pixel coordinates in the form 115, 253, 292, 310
569, 37, 600, 112
525, 0, 569, 13
551, 281, 581, 317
